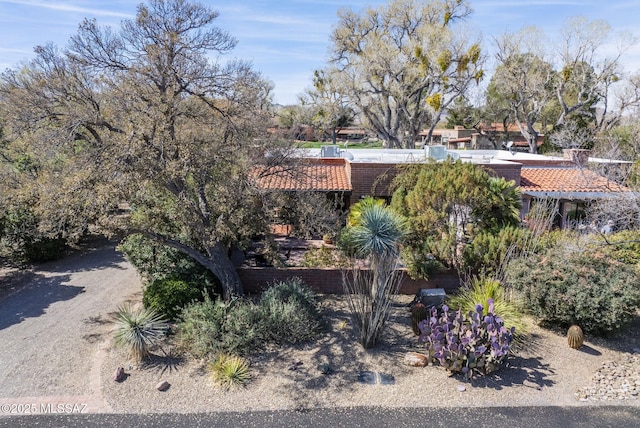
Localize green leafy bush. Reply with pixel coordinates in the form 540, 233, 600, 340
504, 249, 640, 335
259, 278, 324, 343
177, 278, 324, 357
120, 234, 221, 318
175, 296, 226, 359
143, 277, 212, 320
1, 206, 68, 262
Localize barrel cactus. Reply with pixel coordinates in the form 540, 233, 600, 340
410, 303, 428, 336
567, 325, 584, 349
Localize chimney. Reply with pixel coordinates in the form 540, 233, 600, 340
563, 148, 590, 168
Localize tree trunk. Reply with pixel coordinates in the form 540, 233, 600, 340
140, 232, 243, 300
205, 242, 243, 300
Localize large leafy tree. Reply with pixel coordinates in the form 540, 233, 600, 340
0, 0, 331, 298
326, 0, 483, 149
391, 161, 521, 276
487, 19, 638, 153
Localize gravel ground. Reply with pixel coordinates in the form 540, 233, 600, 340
1, 244, 639, 414
101, 295, 640, 413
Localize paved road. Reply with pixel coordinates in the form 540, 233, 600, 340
0, 244, 141, 411
1, 406, 639, 427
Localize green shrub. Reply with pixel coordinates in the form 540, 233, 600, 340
175, 296, 226, 359
177, 279, 323, 358
120, 234, 221, 318
259, 278, 324, 344
1, 207, 68, 262
119, 234, 220, 289
504, 249, 640, 335
143, 277, 211, 320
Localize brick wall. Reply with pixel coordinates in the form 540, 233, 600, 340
238, 267, 460, 295
349, 163, 400, 201
484, 163, 522, 186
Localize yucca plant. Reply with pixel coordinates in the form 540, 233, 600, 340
208, 353, 251, 389
113, 304, 169, 363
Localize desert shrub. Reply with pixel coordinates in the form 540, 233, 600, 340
175, 296, 226, 358
258, 278, 324, 343
447, 276, 526, 344
119, 234, 220, 288
208, 353, 251, 389
120, 234, 221, 316
143, 277, 212, 320
302, 245, 345, 268
1, 207, 68, 262
504, 249, 640, 335
177, 279, 324, 357
113, 304, 169, 362
587, 230, 640, 273
418, 302, 514, 379
463, 226, 530, 274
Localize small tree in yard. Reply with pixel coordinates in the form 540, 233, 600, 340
341, 203, 406, 349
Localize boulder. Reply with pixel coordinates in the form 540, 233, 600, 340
404, 352, 428, 367
156, 380, 170, 391
113, 367, 126, 382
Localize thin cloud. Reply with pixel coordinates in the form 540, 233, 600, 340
0, 0, 132, 18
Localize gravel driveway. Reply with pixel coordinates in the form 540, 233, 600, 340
0, 244, 141, 413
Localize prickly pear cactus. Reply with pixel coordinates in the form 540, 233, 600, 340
567, 325, 584, 349
411, 303, 428, 336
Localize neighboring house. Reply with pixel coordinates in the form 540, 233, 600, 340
255, 146, 632, 231
422, 124, 545, 151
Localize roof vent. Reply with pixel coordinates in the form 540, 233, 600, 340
320, 145, 341, 158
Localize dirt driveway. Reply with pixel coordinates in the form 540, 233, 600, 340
0, 244, 141, 413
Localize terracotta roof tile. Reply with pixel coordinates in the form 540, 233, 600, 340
519, 168, 629, 193
254, 163, 351, 192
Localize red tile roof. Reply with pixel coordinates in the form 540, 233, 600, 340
254, 162, 351, 192
519, 168, 629, 193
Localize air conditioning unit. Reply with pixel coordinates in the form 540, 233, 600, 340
320, 145, 341, 158
425, 145, 447, 160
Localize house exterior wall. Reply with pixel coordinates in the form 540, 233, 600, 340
347, 161, 522, 205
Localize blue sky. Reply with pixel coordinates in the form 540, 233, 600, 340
1, 0, 640, 105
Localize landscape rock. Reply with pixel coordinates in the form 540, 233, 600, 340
404, 351, 428, 367
113, 367, 126, 382
156, 380, 170, 391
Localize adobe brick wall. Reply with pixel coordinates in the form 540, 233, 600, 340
238, 267, 460, 295
349, 162, 401, 201
347, 161, 523, 204
484, 163, 522, 186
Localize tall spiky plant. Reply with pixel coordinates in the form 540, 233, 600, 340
113, 304, 168, 363
342, 203, 406, 348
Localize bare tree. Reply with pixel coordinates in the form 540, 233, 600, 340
327, 0, 483, 149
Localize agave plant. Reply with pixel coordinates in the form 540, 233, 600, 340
113, 304, 169, 362
208, 353, 251, 389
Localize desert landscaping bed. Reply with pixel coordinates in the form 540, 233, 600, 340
101, 294, 640, 413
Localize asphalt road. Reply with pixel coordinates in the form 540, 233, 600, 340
1, 406, 639, 427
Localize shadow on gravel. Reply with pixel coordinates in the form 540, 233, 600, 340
42, 243, 128, 274
143, 347, 185, 376
469, 356, 556, 391
0, 273, 85, 331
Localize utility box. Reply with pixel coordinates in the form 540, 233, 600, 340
413, 288, 446, 309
